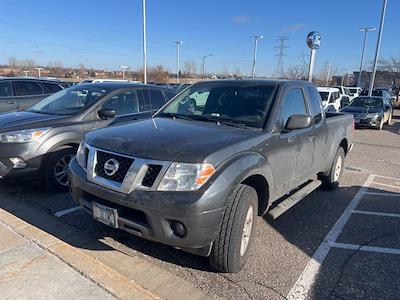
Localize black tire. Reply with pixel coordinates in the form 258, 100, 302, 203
319, 147, 345, 190
44, 147, 76, 192
209, 184, 258, 273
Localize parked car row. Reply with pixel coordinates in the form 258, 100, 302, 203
0, 82, 177, 191
0, 77, 72, 112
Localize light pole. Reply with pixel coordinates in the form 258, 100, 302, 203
35, 67, 43, 78
120, 65, 128, 79
202, 54, 212, 79
23, 70, 29, 77
142, 0, 147, 84
357, 27, 376, 88
369, 0, 388, 96
174, 41, 183, 83
250, 35, 263, 78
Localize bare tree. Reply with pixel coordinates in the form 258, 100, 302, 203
284, 64, 307, 80
183, 60, 197, 77
48, 61, 64, 77
378, 55, 400, 101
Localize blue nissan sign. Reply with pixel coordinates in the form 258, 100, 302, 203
307, 31, 321, 50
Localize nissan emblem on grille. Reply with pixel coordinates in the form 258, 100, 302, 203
104, 158, 120, 177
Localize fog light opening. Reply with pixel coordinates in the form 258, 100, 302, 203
9, 158, 27, 169
170, 220, 187, 238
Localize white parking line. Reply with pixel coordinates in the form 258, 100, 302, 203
371, 182, 400, 190
54, 206, 82, 218
374, 174, 400, 181
352, 209, 400, 218
330, 242, 400, 255
364, 191, 400, 197
286, 175, 375, 300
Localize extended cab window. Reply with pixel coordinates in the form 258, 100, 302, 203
102, 90, 140, 116
148, 89, 166, 110
42, 82, 63, 93
306, 86, 323, 124
280, 88, 307, 127
0, 81, 13, 97
15, 81, 44, 96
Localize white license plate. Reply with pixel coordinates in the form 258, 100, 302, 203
92, 202, 118, 228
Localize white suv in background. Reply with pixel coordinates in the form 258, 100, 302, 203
347, 87, 362, 98
317, 87, 342, 112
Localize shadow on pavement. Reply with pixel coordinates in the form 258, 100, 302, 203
1, 179, 400, 299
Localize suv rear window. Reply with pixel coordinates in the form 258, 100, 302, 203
0, 81, 13, 97
15, 81, 44, 96
42, 82, 63, 93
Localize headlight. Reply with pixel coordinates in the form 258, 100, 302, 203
0, 128, 50, 143
76, 141, 86, 169
157, 163, 215, 191
366, 113, 380, 118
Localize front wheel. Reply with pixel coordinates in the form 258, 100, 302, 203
44, 148, 76, 192
209, 184, 258, 273
319, 147, 345, 190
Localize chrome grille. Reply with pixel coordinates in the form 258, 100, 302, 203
85, 145, 169, 194
95, 151, 134, 183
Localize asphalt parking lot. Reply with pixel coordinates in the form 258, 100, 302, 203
1, 110, 400, 300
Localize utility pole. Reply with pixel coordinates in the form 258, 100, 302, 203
174, 41, 183, 83
251, 35, 263, 78
35, 67, 43, 78
357, 27, 376, 88
120, 65, 128, 79
369, 0, 388, 96
142, 0, 147, 84
325, 62, 332, 85
275, 36, 289, 78
202, 54, 212, 79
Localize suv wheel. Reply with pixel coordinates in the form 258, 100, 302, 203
209, 184, 258, 273
319, 147, 345, 190
44, 147, 76, 192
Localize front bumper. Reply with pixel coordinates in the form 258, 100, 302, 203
354, 115, 382, 128
0, 142, 43, 178
68, 158, 226, 256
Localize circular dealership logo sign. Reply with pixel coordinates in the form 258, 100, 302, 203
104, 158, 120, 176
307, 31, 321, 50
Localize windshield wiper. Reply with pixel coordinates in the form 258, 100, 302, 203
157, 112, 197, 121
186, 115, 247, 128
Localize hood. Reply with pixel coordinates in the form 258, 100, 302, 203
0, 111, 71, 132
86, 117, 261, 163
341, 106, 383, 114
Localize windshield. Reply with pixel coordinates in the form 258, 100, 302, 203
157, 82, 278, 128
349, 97, 383, 108
28, 86, 110, 115
319, 92, 329, 102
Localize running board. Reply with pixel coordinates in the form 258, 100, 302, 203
268, 180, 322, 220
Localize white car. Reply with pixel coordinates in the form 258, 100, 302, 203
347, 87, 362, 98
317, 87, 342, 112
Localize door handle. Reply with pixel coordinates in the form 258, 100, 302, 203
7, 101, 15, 104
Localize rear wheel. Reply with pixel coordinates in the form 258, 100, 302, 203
44, 147, 76, 192
209, 184, 258, 273
319, 147, 345, 190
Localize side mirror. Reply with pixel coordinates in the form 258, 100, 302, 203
98, 108, 116, 120
285, 115, 312, 130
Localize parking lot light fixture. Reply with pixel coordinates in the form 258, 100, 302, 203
251, 35, 263, 78
120, 65, 129, 79
23, 70, 29, 77
202, 54, 213, 79
174, 41, 183, 83
35, 67, 43, 78
142, 0, 147, 84
369, 0, 387, 96
357, 27, 376, 88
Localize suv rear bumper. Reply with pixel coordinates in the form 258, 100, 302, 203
68, 158, 226, 256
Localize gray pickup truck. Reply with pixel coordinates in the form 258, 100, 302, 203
68, 80, 354, 273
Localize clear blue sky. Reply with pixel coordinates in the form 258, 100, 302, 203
0, 0, 399, 76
